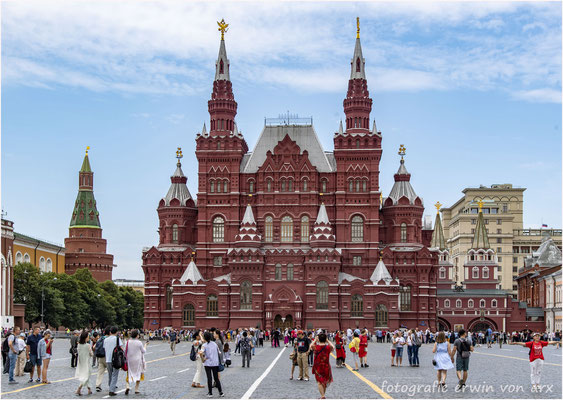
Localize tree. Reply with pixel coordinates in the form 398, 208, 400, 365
13, 263, 41, 327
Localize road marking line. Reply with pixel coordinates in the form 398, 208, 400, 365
330, 353, 392, 399
0, 352, 189, 396
177, 368, 191, 373
240, 347, 286, 400
149, 376, 167, 381
51, 357, 71, 361
472, 351, 562, 366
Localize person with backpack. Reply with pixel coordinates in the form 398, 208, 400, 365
103, 326, 122, 396
190, 330, 205, 389
6, 326, 20, 384
2, 330, 11, 374
95, 327, 110, 392
169, 330, 177, 355
451, 329, 473, 391
70, 330, 79, 368
411, 329, 421, 367
240, 331, 252, 368
199, 331, 224, 398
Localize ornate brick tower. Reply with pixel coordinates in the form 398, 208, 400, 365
65, 148, 114, 282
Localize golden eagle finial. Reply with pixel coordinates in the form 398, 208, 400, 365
217, 19, 229, 40
176, 147, 183, 163
85, 146, 90, 155
398, 144, 406, 160
356, 17, 360, 39
435, 201, 442, 214
477, 199, 484, 212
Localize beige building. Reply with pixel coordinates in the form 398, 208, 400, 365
441, 184, 562, 295
113, 278, 145, 295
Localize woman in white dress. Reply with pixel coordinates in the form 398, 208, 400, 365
432, 331, 455, 390
125, 329, 147, 395
75, 331, 93, 395
191, 330, 205, 388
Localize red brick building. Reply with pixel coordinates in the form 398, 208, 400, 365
142, 22, 440, 331
64, 149, 115, 282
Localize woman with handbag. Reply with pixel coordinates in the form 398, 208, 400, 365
199, 331, 224, 398
334, 331, 346, 368
432, 331, 454, 390
348, 331, 360, 371
38, 330, 52, 383
124, 329, 147, 395
191, 330, 205, 389
75, 331, 93, 395
311, 333, 335, 400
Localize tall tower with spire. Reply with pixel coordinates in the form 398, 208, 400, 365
65, 147, 114, 282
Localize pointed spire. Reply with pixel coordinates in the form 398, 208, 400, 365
163, 148, 192, 206
315, 203, 330, 225
338, 120, 344, 135
431, 203, 446, 250
386, 145, 421, 206
233, 122, 239, 136
179, 260, 203, 285
235, 204, 261, 247
350, 32, 366, 80
70, 148, 100, 228
202, 122, 208, 136
370, 259, 393, 285
81, 147, 92, 172
215, 37, 230, 81
310, 203, 335, 247
371, 120, 379, 135
241, 204, 256, 225
472, 200, 490, 249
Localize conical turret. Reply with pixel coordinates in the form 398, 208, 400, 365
471, 200, 490, 250
310, 203, 335, 247
430, 203, 446, 250
70, 147, 100, 228
234, 204, 261, 247
163, 148, 193, 207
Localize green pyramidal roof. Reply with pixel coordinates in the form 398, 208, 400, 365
70, 190, 101, 228
472, 210, 490, 250
431, 212, 446, 250
80, 154, 92, 173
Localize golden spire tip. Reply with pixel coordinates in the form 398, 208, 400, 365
85, 146, 90, 155
217, 18, 229, 41
356, 17, 360, 39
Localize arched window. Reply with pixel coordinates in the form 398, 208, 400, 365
439, 267, 446, 279
213, 217, 225, 243
265, 216, 273, 242
302, 179, 308, 192
400, 223, 407, 243
400, 286, 411, 311
275, 264, 282, 280
301, 216, 309, 243
216, 180, 222, 193
15, 252, 22, 264
321, 179, 327, 193
24, 253, 30, 263
207, 295, 218, 316
316, 281, 328, 309
349, 180, 354, 192
249, 180, 254, 193
288, 179, 293, 192
472, 267, 479, 279
468, 299, 474, 308
375, 304, 388, 327
46, 258, 52, 273
183, 304, 195, 326
479, 299, 486, 308
210, 180, 215, 193
351, 294, 363, 317
483, 267, 489, 279
240, 281, 252, 310
267, 179, 272, 192
165, 285, 172, 310
224, 180, 228, 193
444, 299, 450, 308
362, 180, 367, 192
356, 139, 360, 148
351, 216, 364, 242
456, 299, 462, 308
287, 264, 294, 281
281, 179, 286, 192
172, 224, 179, 243
491, 299, 497, 308
356, 180, 360, 192
281, 216, 293, 242
39, 257, 46, 273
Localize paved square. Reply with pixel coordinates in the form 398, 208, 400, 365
1, 340, 561, 399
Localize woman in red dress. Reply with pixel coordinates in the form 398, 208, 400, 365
311, 333, 334, 399
358, 330, 369, 368
334, 331, 346, 368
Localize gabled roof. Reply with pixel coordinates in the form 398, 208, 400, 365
242, 125, 333, 173
179, 260, 203, 285
370, 259, 393, 284
338, 272, 365, 284
528, 236, 562, 267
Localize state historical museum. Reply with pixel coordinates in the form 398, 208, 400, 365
142, 20, 440, 331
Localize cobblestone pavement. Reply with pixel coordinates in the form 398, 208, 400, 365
1, 340, 561, 399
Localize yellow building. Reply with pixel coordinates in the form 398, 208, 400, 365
441, 184, 562, 295
13, 232, 65, 273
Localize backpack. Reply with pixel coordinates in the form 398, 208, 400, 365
112, 343, 126, 369
240, 337, 250, 352
413, 334, 421, 347
95, 337, 106, 358
189, 344, 197, 361
2, 336, 9, 353
460, 338, 471, 358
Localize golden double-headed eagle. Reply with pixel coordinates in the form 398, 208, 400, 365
217, 19, 229, 40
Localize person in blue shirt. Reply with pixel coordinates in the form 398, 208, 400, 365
486, 328, 493, 348
26, 327, 42, 383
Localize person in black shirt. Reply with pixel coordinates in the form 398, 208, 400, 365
294, 331, 310, 381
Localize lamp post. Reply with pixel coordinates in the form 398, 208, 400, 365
41, 276, 57, 327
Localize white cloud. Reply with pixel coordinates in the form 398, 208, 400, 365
512, 88, 562, 103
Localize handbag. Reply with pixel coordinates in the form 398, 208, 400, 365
335, 344, 342, 350
24, 360, 32, 373
432, 359, 437, 366
216, 346, 224, 372
122, 341, 129, 372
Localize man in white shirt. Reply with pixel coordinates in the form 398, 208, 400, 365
103, 326, 122, 396
7, 327, 20, 383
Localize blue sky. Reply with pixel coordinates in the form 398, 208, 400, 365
1, 1, 561, 280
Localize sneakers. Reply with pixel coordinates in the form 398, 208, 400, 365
304, 378, 309, 381
207, 394, 213, 398
28, 378, 33, 383
109, 392, 117, 396
219, 393, 225, 397
36, 379, 41, 383
9, 380, 18, 384
96, 387, 102, 392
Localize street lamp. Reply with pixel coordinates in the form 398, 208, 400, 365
41, 276, 57, 327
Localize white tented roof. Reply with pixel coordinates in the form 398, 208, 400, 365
179, 261, 203, 285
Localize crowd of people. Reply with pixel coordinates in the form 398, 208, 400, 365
1, 325, 561, 397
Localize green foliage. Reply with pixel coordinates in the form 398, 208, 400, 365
13, 264, 144, 330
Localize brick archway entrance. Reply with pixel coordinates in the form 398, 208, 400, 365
274, 314, 294, 330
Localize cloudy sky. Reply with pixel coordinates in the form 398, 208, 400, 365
2, 0, 561, 280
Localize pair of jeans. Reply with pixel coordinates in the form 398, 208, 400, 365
241, 349, 251, 367
106, 363, 119, 392
407, 345, 414, 365
204, 366, 222, 394
8, 351, 17, 381
412, 345, 420, 365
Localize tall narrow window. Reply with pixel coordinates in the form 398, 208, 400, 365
172, 224, 179, 243
321, 180, 327, 193
240, 281, 252, 310
281, 216, 293, 242
456, 299, 462, 308
375, 304, 388, 327
287, 264, 294, 281
166, 285, 172, 310
400, 223, 407, 243
468, 299, 474, 308
483, 267, 489, 279
351, 216, 364, 242
288, 179, 293, 192
439, 267, 446, 279
216, 181, 222, 193
267, 179, 272, 192
224, 180, 228, 193
301, 216, 310, 243
213, 217, 225, 243
302, 179, 308, 192
210, 180, 215, 193
472, 266, 479, 279
265, 216, 273, 242
356, 139, 360, 148
351, 294, 363, 317
349, 180, 354, 192
207, 295, 218, 316
275, 264, 282, 280
362, 180, 367, 192
183, 304, 195, 326
249, 180, 254, 193
356, 57, 361, 72
400, 286, 411, 311
316, 281, 328, 309
281, 179, 286, 192
480, 299, 486, 308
